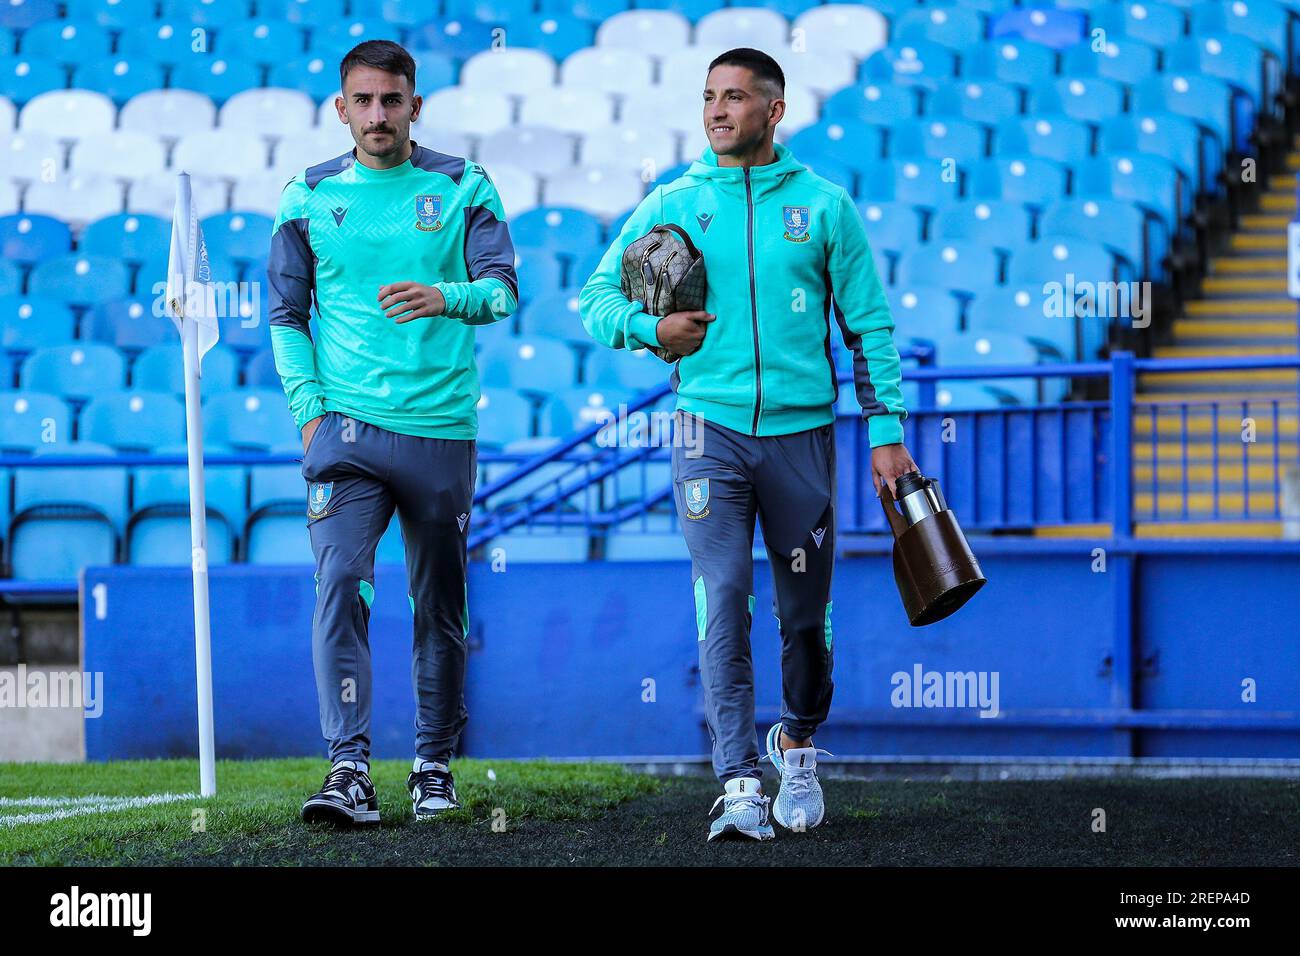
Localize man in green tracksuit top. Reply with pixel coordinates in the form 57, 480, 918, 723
579, 48, 918, 842
267, 41, 517, 827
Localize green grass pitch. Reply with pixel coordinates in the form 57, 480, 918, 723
2, 759, 1297, 866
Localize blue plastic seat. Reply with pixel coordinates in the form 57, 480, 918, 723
21, 344, 127, 401
930, 199, 1033, 254
1099, 112, 1207, 198
1193, 0, 1294, 69
960, 38, 1058, 87
0, 261, 18, 298
28, 255, 132, 309
513, 247, 565, 304
80, 214, 171, 267
71, 58, 166, 105
203, 389, 300, 451
996, 114, 1092, 165
0, 56, 64, 104
159, 0, 252, 25
856, 200, 924, 255
19, 18, 113, 67
0, 391, 72, 450
477, 388, 536, 448
989, 6, 1085, 49
1077, 154, 1188, 248
932, 380, 1021, 410
1009, 234, 1120, 287
84, 298, 175, 353
543, 385, 639, 436
969, 156, 1069, 208
66, 0, 158, 28
245, 513, 315, 565
798, 154, 857, 194
80, 390, 187, 451
306, 19, 404, 60
1061, 34, 1159, 86
927, 79, 1023, 126
243, 348, 281, 389
170, 57, 262, 104
859, 40, 958, 91
127, 440, 245, 566
221, 20, 307, 65
1092, 1, 1186, 49
584, 346, 672, 392
407, 18, 504, 57
1040, 197, 1154, 281
967, 284, 1079, 361
1135, 72, 1245, 160
895, 6, 986, 50
116, 21, 204, 67
888, 117, 987, 163
938, 331, 1045, 404
510, 207, 604, 254
268, 55, 347, 100
514, 13, 596, 62
886, 284, 965, 346
131, 343, 240, 396
1031, 76, 1126, 124
896, 241, 1002, 295
9, 440, 127, 580
856, 158, 965, 209
478, 336, 579, 393
822, 82, 919, 126
0, 0, 58, 29
789, 119, 886, 172
1, 295, 76, 353
0, 214, 72, 266
1167, 34, 1276, 121
517, 291, 588, 344
263, 0, 348, 27
201, 212, 274, 264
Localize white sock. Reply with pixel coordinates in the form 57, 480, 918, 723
413, 758, 448, 773
335, 758, 369, 776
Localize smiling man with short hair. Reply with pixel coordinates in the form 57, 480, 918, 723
580, 47, 916, 842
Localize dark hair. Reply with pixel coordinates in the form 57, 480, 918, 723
339, 40, 417, 92
707, 47, 785, 97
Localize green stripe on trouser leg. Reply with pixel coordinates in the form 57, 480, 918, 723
694, 576, 708, 642
824, 600, 833, 650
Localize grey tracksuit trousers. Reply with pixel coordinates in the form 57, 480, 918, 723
300, 411, 476, 765
671, 414, 837, 783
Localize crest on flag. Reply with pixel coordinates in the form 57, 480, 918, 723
684, 478, 710, 519
166, 172, 221, 370
415, 194, 442, 231
782, 205, 811, 242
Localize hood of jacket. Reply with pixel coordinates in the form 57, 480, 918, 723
682, 140, 806, 201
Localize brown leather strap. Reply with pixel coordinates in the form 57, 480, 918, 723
879, 481, 909, 540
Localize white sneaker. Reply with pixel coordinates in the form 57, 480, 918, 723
707, 776, 775, 842
407, 759, 460, 820
765, 723, 831, 830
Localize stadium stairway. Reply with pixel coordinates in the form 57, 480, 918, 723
1130, 146, 1300, 538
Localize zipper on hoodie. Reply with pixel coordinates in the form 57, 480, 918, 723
744, 167, 762, 436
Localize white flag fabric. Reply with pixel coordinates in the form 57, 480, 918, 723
166, 172, 220, 369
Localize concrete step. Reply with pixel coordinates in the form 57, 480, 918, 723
1210, 255, 1287, 274
1201, 275, 1288, 296
1133, 461, 1290, 482
1171, 318, 1298, 339
1131, 440, 1300, 459
1153, 343, 1297, 358
1185, 297, 1296, 316
1230, 233, 1287, 252
1133, 414, 1298, 438
1139, 369, 1300, 391
1239, 213, 1292, 231
1032, 521, 1285, 538
1134, 490, 1280, 514
1261, 192, 1296, 211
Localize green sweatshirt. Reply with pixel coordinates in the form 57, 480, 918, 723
267, 140, 518, 438
578, 140, 908, 447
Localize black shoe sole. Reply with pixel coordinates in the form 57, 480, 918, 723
301, 801, 380, 827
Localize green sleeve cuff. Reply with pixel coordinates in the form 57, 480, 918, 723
627, 309, 662, 349
867, 414, 904, 448
293, 395, 327, 432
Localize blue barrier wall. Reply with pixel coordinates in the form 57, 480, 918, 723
82, 544, 1300, 762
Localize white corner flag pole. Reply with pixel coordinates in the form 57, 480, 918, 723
167, 172, 219, 798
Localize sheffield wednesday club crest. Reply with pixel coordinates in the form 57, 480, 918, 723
415, 194, 442, 231
783, 205, 811, 243
684, 478, 710, 519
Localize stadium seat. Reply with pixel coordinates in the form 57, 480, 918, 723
930, 199, 1034, 254
219, 21, 308, 67
896, 6, 986, 51
171, 58, 263, 105
967, 284, 1080, 362
66, 0, 158, 29
1041, 197, 1152, 281
70, 59, 166, 106
1061, 34, 1159, 87
0, 390, 72, 450
420, 87, 514, 137
889, 117, 987, 163
989, 5, 1085, 49
1092, 1, 1186, 50
1, 130, 62, 182
116, 20, 207, 68
856, 200, 923, 256
927, 80, 1023, 126
479, 336, 579, 393
1, 295, 76, 355
856, 158, 965, 209
544, 165, 645, 220
244, 349, 281, 389
20, 343, 126, 403
996, 115, 1092, 166
131, 343, 240, 396
886, 285, 965, 347
859, 40, 958, 91
939, 331, 1045, 404
461, 48, 558, 94
695, 7, 790, 50
23, 176, 125, 230
789, 119, 885, 172
84, 298, 175, 354
218, 88, 317, 137
82, 214, 172, 267
517, 291, 588, 344
509, 207, 602, 256
68, 131, 168, 182
80, 391, 187, 452
896, 241, 1002, 295
19, 19, 113, 69
1031, 77, 1127, 125
160, 0, 254, 26
201, 212, 274, 265
512, 248, 565, 303
9, 440, 127, 581
823, 82, 920, 127
0, 57, 63, 105
969, 156, 1069, 209
477, 388, 536, 448
173, 130, 271, 181
127, 440, 246, 566
580, 125, 678, 175
520, 86, 616, 135
1100, 113, 1207, 199
204, 390, 300, 451
307, 18, 404, 60
29, 254, 133, 309
960, 38, 1058, 88
268, 55, 348, 101
0, 214, 71, 266
584, 347, 672, 393
119, 90, 218, 141
478, 127, 576, 179
793, 3, 889, 59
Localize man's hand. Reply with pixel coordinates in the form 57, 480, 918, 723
379, 282, 446, 323
655, 310, 714, 356
301, 414, 324, 453
872, 442, 919, 498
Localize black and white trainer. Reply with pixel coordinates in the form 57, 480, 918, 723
301, 759, 380, 826
407, 759, 459, 820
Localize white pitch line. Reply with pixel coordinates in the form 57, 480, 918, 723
0, 792, 199, 828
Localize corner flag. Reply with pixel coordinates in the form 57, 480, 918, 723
165, 172, 218, 797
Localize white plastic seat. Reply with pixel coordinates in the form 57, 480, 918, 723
560, 48, 655, 95
484, 163, 540, 218
792, 3, 889, 59
782, 49, 857, 96
24, 174, 124, 226
120, 90, 217, 140
478, 126, 574, 177
695, 8, 790, 50
0, 180, 17, 215
127, 173, 228, 219
579, 125, 678, 174
459, 48, 557, 95
0, 96, 15, 132
596, 10, 691, 55
519, 87, 615, 134
270, 129, 356, 177
69, 131, 167, 181
544, 165, 645, 219
18, 90, 116, 140
219, 88, 317, 136
407, 129, 473, 161
173, 130, 271, 180
620, 86, 708, 135
1, 131, 63, 181
656, 47, 720, 93
418, 87, 513, 136
230, 172, 291, 217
